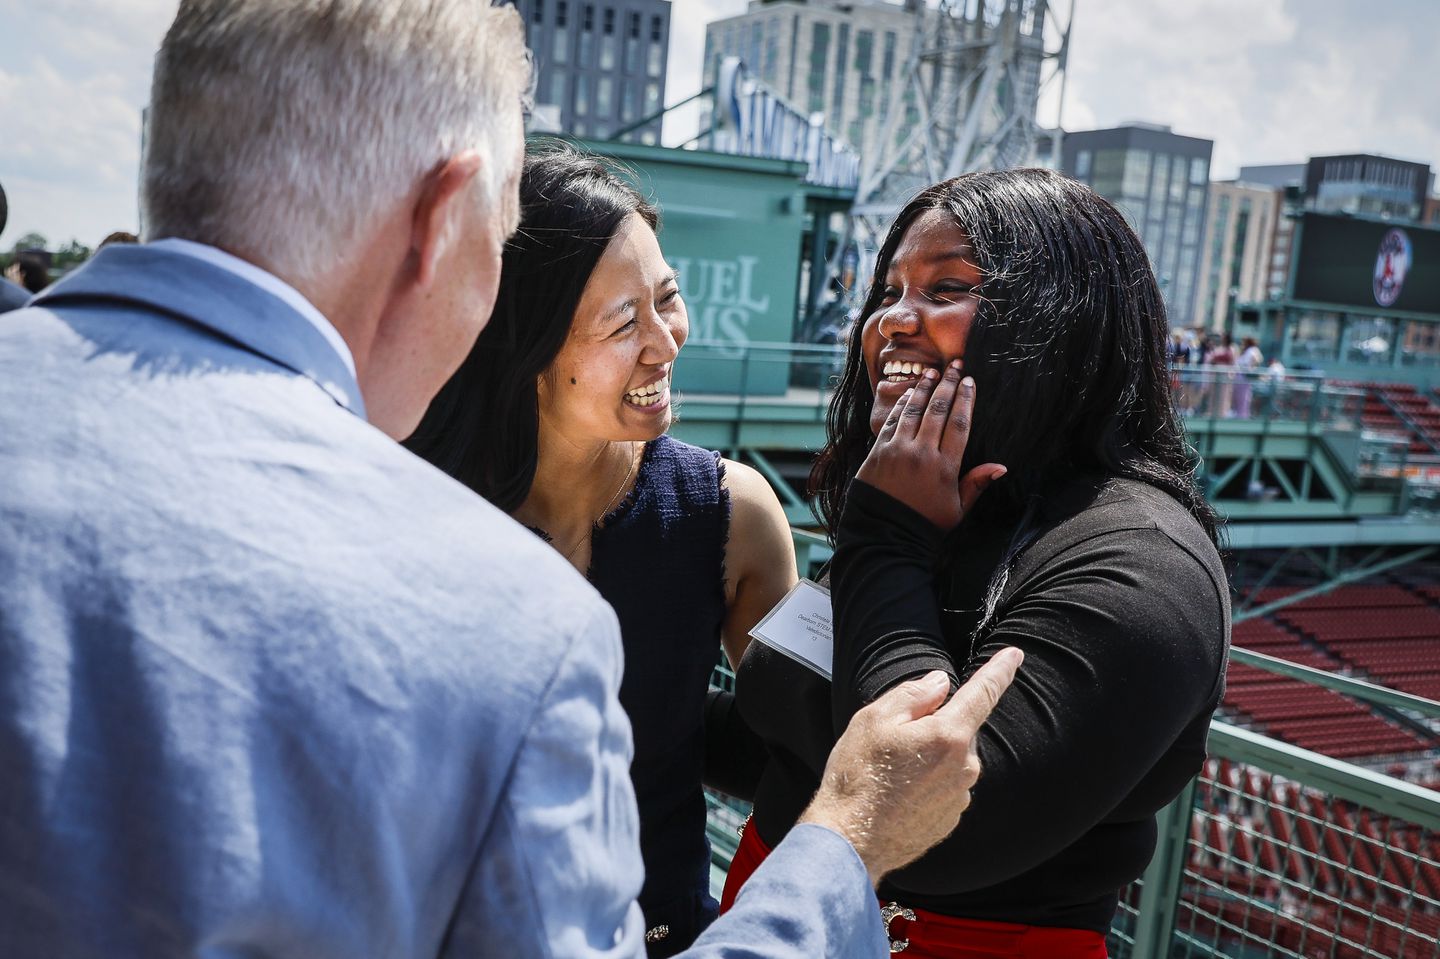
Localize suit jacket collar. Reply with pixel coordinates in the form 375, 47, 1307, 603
0, 276, 30, 310
31, 244, 365, 418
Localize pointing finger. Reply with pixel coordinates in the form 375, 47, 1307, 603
934, 647, 1023, 731
864, 670, 953, 725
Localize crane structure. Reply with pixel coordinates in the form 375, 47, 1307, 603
847, 0, 1076, 262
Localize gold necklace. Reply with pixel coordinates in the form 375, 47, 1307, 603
557, 442, 639, 565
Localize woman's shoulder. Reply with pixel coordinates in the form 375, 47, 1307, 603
720, 459, 792, 545
644, 439, 791, 551
1024, 476, 1224, 589
652, 433, 712, 461
718, 457, 778, 508
719, 456, 794, 556
1081, 477, 1217, 552
645, 434, 723, 483
1002, 479, 1229, 640
650, 437, 783, 512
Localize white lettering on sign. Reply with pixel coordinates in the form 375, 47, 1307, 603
713, 56, 860, 190
671, 254, 772, 354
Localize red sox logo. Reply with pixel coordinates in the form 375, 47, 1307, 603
1373, 228, 1412, 308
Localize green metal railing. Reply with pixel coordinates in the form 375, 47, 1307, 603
675, 341, 1437, 478
706, 676, 1440, 957
1172, 366, 1440, 497
675, 342, 1437, 454
673, 342, 1440, 530
1113, 723, 1440, 959
706, 669, 1440, 957
1171, 366, 1362, 430
1114, 646, 1440, 958
677, 342, 1369, 433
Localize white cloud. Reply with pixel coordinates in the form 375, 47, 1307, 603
0, 0, 178, 247
1040, 0, 1438, 177
1, 0, 1434, 249
680, 0, 1438, 182
1040, 0, 1300, 170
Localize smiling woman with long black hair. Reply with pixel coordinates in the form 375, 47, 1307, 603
721, 168, 1230, 958
404, 143, 794, 956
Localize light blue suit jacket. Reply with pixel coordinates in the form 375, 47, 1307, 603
0, 245, 885, 958
0, 275, 29, 312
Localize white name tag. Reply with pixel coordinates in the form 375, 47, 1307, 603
749, 579, 834, 680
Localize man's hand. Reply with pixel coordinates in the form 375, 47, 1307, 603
799, 648, 1023, 885
856, 360, 1006, 531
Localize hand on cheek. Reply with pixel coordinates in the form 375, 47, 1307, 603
856, 360, 1006, 530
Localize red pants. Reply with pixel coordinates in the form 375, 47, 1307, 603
720, 821, 1108, 958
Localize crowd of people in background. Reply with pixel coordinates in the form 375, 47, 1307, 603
0, 211, 138, 311
1170, 324, 1288, 419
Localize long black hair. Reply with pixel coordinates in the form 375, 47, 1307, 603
812, 168, 1220, 546
403, 141, 657, 511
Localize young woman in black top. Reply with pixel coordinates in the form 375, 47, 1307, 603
722, 169, 1230, 958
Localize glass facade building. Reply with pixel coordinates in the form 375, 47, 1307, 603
509, 0, 670, 144
1062, 124, 1213, 327
1305, 154, 1431, 222
1193, 181, 1280, 332
702, 0, 924, 157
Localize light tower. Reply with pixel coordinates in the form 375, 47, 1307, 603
847, 0, 1076, 258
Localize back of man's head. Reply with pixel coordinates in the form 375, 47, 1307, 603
142, 0, 530, 283
16, 250, 51, 295
98, 231, 140, 250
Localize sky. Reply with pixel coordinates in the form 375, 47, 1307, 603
0, 0, 1436, 249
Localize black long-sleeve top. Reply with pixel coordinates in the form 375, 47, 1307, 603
733, 474, 1230, 932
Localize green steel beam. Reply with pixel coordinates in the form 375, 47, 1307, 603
742, 449, 807, 510
1129, 778, 1199, 959
1218, 497, 1399, 522
1379, 389, 1440, 457
788, 527, 832, 577
1235, 546, 1298, 599
1209, 722, 1440, 831
1229, 646, 1440, 720
1281, 295, 1440, 329
604, 86, 713, 142
1298, 545, 1339, 578
1224, 519, 1440, 549
1233, 544, 1437, 620
782, 503, 818, 527
1207, 456, 1249, 499
1262, 457, 1302, 502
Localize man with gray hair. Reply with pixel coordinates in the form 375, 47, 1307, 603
0, 1, 1020, 956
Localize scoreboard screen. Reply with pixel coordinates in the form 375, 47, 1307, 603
1292, 212, 1440, 316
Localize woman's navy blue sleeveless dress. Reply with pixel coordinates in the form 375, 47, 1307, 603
588, 435, 730, 956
